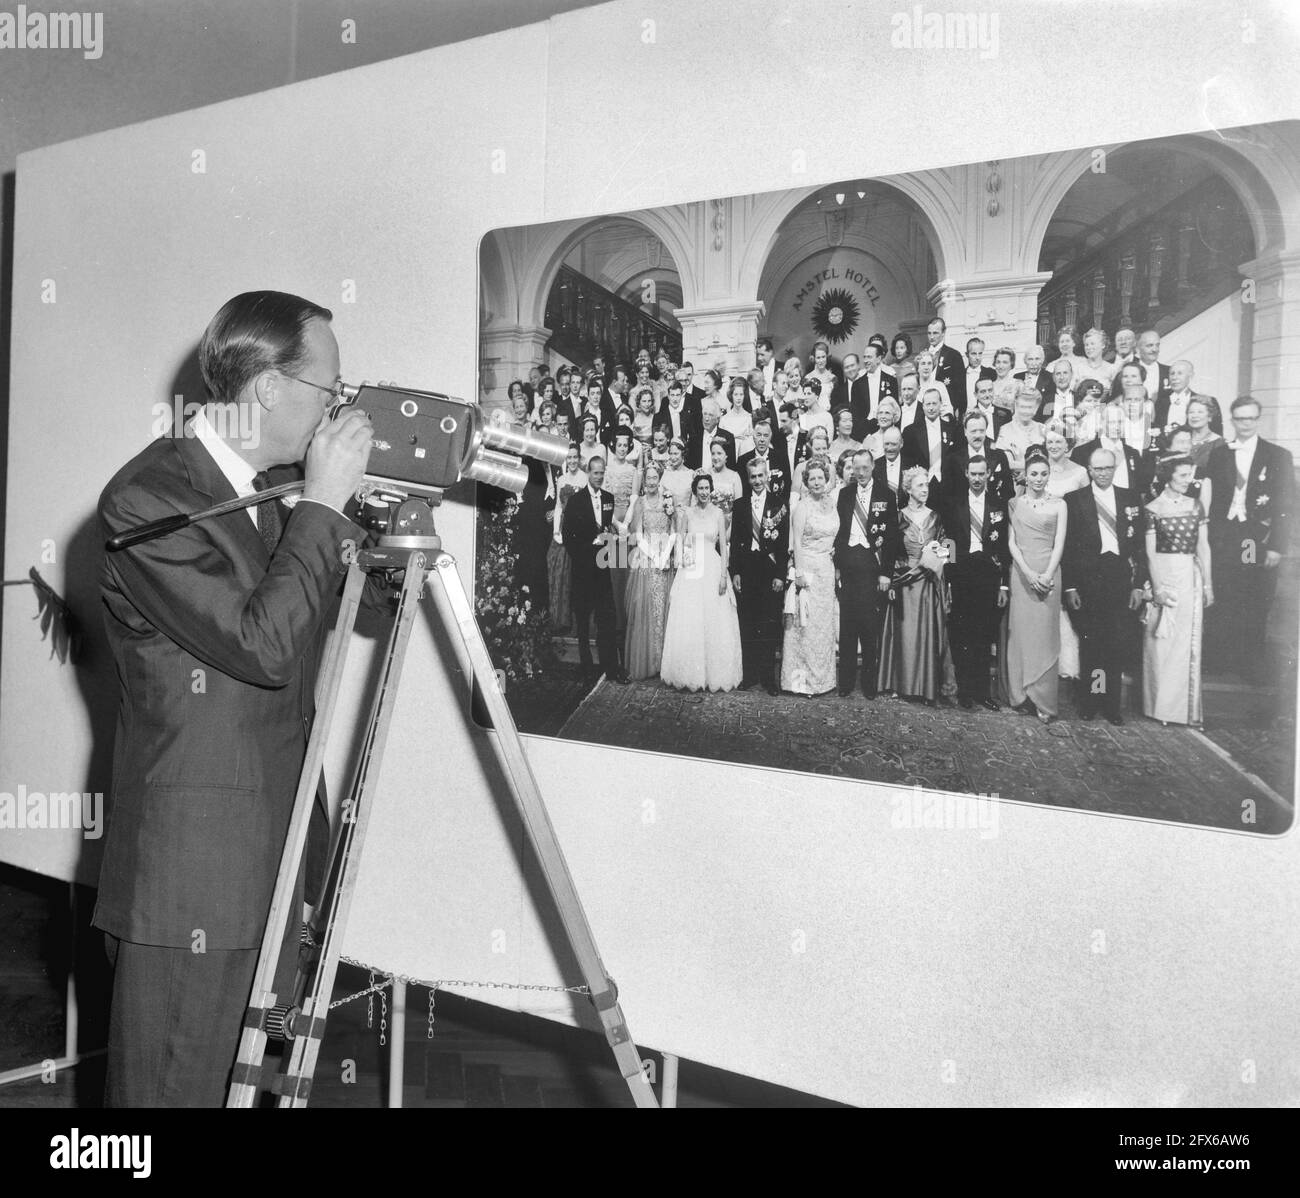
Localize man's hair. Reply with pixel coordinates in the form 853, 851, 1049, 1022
966, 337, 985, 352
963, 409, 988, 430
966, 455, 987, 471
756, 337, 774, 354
199, 290, 332, 404
1230, 394, 1262, 416
928, 317, 946, 331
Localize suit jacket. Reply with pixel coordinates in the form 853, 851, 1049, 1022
94, 435, 362, 949
1156, 389, 1224, 437
902, 415, 965, 472
967, 403, 1011, 440
654, 396, 704, 467
738, 445, 792, 504
963, 365, 997, 400
872, 455, 907, 503
1070, 437, 1143, 485
942, 489, 1011, 584
1111, 360, 1170, 403
849, 370, 899, 439
729, 488, 789, 584
1061, 484, 1149, 593
1037, 390, 1076, 424
1205, 436, 1294, 554
699, 424, 737, 472
931, 344, 968, 415
561, 484, 617, 582
1015, 368, 1053, 400
833, 480, 902, 577
943, 443, 1014, 505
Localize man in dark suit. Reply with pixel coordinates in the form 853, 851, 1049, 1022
580, 374, 617, 445
895, 372, 923, 433
944, 408, 1014, 504
849, 342, 899, 440
873, 427, 906, 502
738, 416, 791, 504
964, 377, 1011, 442
1062, 447, 1148, 723
834, 448, 902, 697
754, 338, 780, 401
831, 351, 858, 415
942, 456, 1011, 708
655, 381, 702, 468
1071, 404, 1143, 494
562, 456, 624, 684
1157, 359, 1224, 436
1014, 344, 1052, 403
1110, 329, 1170, 403
963, 337, 997, 406
730, 458, 789, 694
698, 397, 737, 471
95, 291, 375, 1106
1204, 396, 1294, 682
902, 386, 964, 489
924, 316, 968, 416
1040, 359, 1076, 424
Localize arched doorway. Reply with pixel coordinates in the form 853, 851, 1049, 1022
1034, 142, 1257, 397
755, 180, 939, 371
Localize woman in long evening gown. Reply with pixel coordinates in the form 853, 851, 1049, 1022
780, 459, 839, 696
624, 466, 677, 680
547, 447, 587, 632
1142, 457, 1214, 726
878, 468, 955, 703
659, 475, 743, 692
1006, 449, 1068, 722
1043, 423, 1089, 681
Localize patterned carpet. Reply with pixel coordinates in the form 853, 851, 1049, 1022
555, 679, 1292, 835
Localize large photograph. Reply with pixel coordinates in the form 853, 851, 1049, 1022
475, 127, 1295, 835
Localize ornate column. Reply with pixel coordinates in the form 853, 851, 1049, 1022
1239, 248, 1300, 453
673, 300, 766, 378
928, 271, 1055, 362
478, 324, 552, 413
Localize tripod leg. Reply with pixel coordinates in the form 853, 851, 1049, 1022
275, 554, 432, 1106
426, 553, 658, 1108
227, 560, 368, 1107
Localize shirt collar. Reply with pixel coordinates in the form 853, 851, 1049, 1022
191, 406, 258, 496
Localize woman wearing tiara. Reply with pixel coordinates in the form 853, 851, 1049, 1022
659, 474, 743, 692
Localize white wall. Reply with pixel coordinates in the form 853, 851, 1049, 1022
3, 0, 1299, 1106
1162, 292, 1250, 403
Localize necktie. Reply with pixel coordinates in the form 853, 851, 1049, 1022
252, 471, 282, 556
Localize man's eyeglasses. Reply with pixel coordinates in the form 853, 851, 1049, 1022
285, 374, 346, 403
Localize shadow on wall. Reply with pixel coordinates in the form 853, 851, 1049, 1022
2, 170, 14, 671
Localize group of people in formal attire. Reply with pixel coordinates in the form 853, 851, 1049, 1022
505, 317, 1291, 728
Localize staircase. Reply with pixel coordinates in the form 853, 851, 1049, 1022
1037, 173, 1253, 344
545, 263, 683, 374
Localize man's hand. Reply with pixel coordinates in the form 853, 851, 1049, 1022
732, 574, 742, 593
1127, 588, 1145, 611
877, 575, 891, 593
834, 569, 842, 590
1065, 588, 1082, 612
771, 577, 783, 593
1265, 550, 1282, 570
303, 409, 372, 512
997, 586, 1009, 609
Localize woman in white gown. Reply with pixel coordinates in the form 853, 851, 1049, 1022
659, 474, 744, 692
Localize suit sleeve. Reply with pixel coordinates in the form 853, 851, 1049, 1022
879, 505, 902, 576
1272, 444, 1294, 554
1060, 495, 1082, 592
101, 482, 362, 689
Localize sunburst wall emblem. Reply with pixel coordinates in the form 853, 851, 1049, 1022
811, 287, 860, 344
